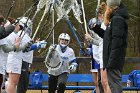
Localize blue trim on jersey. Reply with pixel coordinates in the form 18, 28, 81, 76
70, 59, 76, 63
91, 44, 100, 69
91, 59, 100, 69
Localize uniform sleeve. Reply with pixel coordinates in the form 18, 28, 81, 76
89, 30, 103, 46
69, 48, 76, 63
2, 32, 29, 52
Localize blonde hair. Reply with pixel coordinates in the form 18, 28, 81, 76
103, 6, 112, 26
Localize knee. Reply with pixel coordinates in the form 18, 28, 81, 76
101, 79, 109, 88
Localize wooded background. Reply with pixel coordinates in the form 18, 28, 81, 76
0, 0, 140, 57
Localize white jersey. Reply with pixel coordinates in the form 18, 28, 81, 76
48, 45, 76, 76
6, 31, 24, 74
101, 22, 106, 30
0, 38, 8, 75
22, 33, 33, 64
0, 37, 8, 45
92, 34, 103, 69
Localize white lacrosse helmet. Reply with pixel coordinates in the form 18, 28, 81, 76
88, 18, 96, 29
16, 17, 33, 36
58, 33, 70, 47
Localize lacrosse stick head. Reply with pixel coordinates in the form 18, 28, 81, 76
16, 17, 33, 36
45, 49, 62, 70
58, 33, 70, 49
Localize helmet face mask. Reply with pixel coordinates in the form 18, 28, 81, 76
16, 17, 33, 36
58, 33, 70, 48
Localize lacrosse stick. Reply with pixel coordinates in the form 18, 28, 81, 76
19, 10, 34, 37
55, 0, 83, 48
5, 0, 15, 22
80, 0, 88, 34
23, 0, 39, 16
71, 0, 82, 23
32, 0, 54, 40
31, 0, 47, 21
96, 0, 101, 24
44, 45, 62, 70
52, 8, 55, 45
38, 4, 53, 38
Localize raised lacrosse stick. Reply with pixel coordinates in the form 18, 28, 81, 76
32, 0, 54, 40
5, 0, 15, 22
23, 0, 39, 16
31, 0, 47, 21
96, 0, 101, 24
71, 0, 82, 23
55, 0, 83, 48
80, 0, 88, 34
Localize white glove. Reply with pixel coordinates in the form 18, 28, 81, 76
36, 40, 47, 48
69, 63, 78, 72
49, 44, 57, 51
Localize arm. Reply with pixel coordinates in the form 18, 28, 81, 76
2, 41, 29, 53
85, 31, 103, 46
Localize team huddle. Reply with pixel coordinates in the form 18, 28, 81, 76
0, 0, 129, 93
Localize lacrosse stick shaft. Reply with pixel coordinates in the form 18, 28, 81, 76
66, 17, 82, 49
23, 0, 39, 16
80, 0, 88, 34
19, 8, 33, 37
52, 9, 55, 45
32, 1, 54, 40
32, 9, 47, 40
45, 21, 58, 41
5, 0, 15, 22
38, 2, 53, 38
96, 0, 101, 24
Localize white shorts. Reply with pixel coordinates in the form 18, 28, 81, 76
0, 62, 6, 75
0, 50, 8, 75
90, 69, 98, 72
6, 62, 22, 74
6, 52, 22, 74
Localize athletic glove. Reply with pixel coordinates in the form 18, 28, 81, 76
22, 41, 33, 52
69, 63, 78, 72
49, 44, 57, 51
37, 40, 47, 48
30, 40, 47, 50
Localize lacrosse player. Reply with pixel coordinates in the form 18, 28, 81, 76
85, 17, 103, 93
3, 16, 46, 93
0, 16, 23, 92
45, 33, 77, 93
85, 2, 112, 93
16, 17, 47, 93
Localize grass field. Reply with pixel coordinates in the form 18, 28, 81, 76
26, 90, 140, 93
